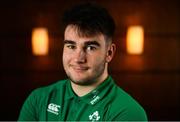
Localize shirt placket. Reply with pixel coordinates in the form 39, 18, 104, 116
70, 97, 81, 119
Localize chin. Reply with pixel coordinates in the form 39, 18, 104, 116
71, 76, 87, 83
69, 71, 89, 81
71, 79, 95, 86
69, 75, 95, 85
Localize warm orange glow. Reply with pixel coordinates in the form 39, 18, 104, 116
126, 26, 144, 54
32, 28, 49, 56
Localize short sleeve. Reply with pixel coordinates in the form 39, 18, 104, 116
111, 104, 148, 121
18, 90, 38, 121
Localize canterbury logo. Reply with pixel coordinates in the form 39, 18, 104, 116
47, 103, 61, 115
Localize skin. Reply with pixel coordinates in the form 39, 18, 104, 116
63, 25, 116, 96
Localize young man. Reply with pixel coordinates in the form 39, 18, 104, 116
18, 3, 147, 121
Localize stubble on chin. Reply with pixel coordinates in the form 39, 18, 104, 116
69, 77, 97, 86
67, 66, 105, 86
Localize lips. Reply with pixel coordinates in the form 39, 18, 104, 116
70, 65, 89, 72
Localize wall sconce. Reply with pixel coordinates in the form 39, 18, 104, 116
32, 27, 49, 56
126, 26, 144, 55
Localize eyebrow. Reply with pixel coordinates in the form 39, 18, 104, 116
64, 40, 100, 47
64, 40, 76, 45
84, 41, 100, 47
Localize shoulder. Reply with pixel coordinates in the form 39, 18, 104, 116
18, 79, 68, 121
107, 85, 148, 121
29, 79, 68, 100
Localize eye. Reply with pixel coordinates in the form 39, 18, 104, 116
86, 45, 97, 51
66, 45, 76, 49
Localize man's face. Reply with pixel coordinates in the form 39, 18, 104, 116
63, 25, 111, 85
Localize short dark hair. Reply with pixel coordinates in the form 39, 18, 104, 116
62, 3, 115, 41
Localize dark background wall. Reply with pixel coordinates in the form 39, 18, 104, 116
0, 0, 179, 120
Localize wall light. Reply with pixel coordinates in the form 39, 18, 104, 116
126, 26, 144, 55
32, 27, 49, 56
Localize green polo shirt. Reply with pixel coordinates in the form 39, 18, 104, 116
18, 76, 147, 121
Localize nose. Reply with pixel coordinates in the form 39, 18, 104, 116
74, 49, 87, 64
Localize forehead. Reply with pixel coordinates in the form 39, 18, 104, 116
64, 25, 105, 43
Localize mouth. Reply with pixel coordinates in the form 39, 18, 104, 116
70, 65, 89, 72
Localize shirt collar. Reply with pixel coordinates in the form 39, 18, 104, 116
65, 76, 115, 105
65, 79, 75, 100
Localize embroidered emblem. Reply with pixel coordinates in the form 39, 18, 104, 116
89, 111, 100, 121
47, 103, 60, 115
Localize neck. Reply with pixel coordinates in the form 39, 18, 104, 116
71, 67, 108, 97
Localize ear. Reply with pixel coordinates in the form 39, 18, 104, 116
106, 43, 116, 63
